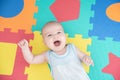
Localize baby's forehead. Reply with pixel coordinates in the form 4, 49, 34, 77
42, 23, 62, 31
44, 27, 62, 33
45, 22, 61, 28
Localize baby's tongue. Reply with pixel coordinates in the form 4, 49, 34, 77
54, 41, 60, 46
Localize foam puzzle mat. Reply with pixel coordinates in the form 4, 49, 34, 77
0, 0, 120, 80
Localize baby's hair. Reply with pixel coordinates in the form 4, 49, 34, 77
41, 21, 62, 35
44, 21, 60, 27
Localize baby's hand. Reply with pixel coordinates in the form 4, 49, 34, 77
18, 39, 29, 49
82, 55, 94, 66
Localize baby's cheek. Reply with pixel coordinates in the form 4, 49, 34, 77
48, 40, 54, 47
61, 35, 66, 40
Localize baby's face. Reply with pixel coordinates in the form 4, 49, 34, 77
42, 23, 66, 53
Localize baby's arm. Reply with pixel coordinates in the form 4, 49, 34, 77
18, 39, 48, 64
75, 46, 94, 66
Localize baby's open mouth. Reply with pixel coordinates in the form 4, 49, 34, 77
54, 40, 61, 46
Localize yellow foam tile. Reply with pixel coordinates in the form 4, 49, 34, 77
0, 42, 17, 75
25, 63, 52, 80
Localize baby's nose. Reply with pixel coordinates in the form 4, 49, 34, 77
53, 34, 59, 39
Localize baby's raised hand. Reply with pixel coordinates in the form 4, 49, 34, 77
18, 39, 29, 49
82, 55, 94, 66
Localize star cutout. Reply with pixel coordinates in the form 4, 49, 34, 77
102, 53, 120, 80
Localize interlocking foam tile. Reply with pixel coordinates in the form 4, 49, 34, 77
0, 46, 30, 80
32, 0, 95, 38
50, 0, 80, 22
0, 0, 38, 33
61, 0, 95, 38
0, 42, 17, 75
89, 0, 120, 41
0, 28, 34, 43
25, 64, 53, 80
88, 36, 120, 80
0, 0, 24, 18
32, 0, 56, 32
0, 28, 34, 80
102, 53, 120, 80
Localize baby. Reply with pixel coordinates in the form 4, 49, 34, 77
18, 21, 94, 80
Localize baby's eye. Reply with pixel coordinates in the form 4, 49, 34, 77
47, 34, 52, 37
57, 32, 61, 34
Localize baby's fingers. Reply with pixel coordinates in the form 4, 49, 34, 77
18, 40, 23, 48
87, 58, 94, 66
85, 57, 94, 66
87, 59, 92, 66
18, 39, 27, 47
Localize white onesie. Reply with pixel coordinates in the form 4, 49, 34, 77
47, 44, 90, 80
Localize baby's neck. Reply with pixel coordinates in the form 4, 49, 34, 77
55, 45, 67, 55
